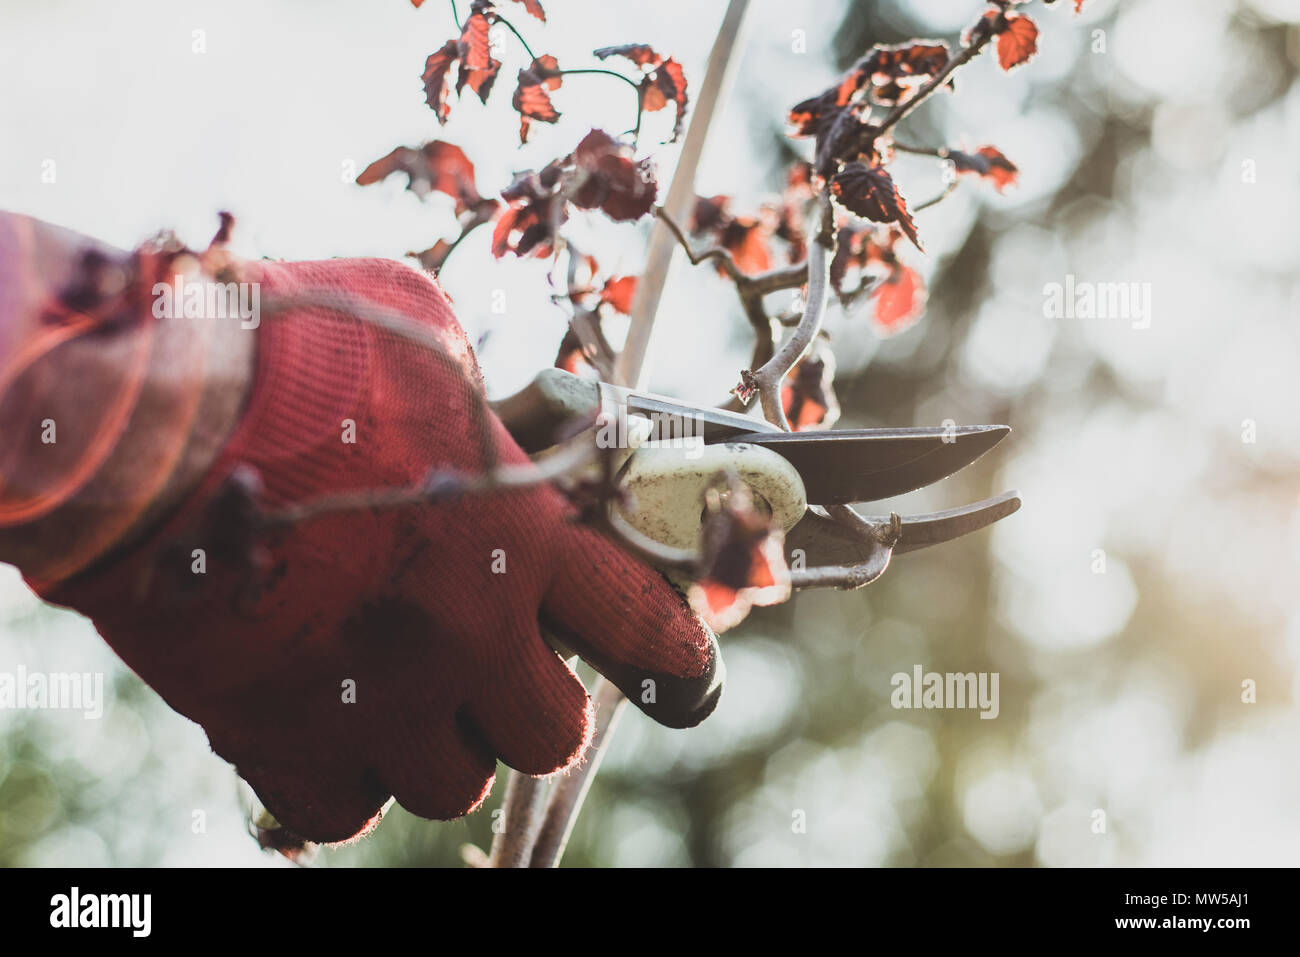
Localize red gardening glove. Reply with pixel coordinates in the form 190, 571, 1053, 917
2, 233, 722, 843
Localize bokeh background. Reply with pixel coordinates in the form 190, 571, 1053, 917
2, 0, 1299, 866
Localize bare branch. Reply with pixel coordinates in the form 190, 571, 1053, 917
913, 177, 960, 213
876, 14, 1001, 138
487, 770, 549, 867
654, 206, 808, 399
743, 192, 833, 430
529, 678, 628, 867
616, 0, 752, 389
259, 422, 598, 529
892, 141, 944, 158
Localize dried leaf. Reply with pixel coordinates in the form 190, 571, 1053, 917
948, 145, 1019, 192
571, 129, 657, 221
356, 141, 496, 220
690, 484, 791, 632
592, 43, 662, 67
691, 195, 731, 234
599, 275, 637, 314
513, 56, 563, 143
996, 13, 1039, 70
509, 0, 546, 22
456, 3, 502, 102
421, 40, 460, 122
639, 58, 688, 141
720, 218, 773, 275
830, 162, 921, 249
873, 264, 926, 334
406, 239, 454, 273
781, 338, 840, 431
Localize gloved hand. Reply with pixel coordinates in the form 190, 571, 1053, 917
0, 214, 723, 844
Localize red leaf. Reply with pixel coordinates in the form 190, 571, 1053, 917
690, 487, 792, 631
459, 7, 493, 71
599, 275, 637, 314
794, 40, 950, 139
492, 164, 567, 258
406, 239, 454, 273
695, 580, 744, 621
508, 0, 546, 22
638, 58, 688, 141
777, 164, 813, 263
513, 56, 563, 143
996, 13, 1039, 70
457, 57, 501, 103
571, 129, 657, 222
830, 162, 921, 249
555, 327, 590, 375
410, 0, 427, 6
421, 40, 459, 122
592, 43, 662, 68
828, 226, 860, 296
721, 218, 773, 275
813, 106, 880, 179
873, 265, 926, 334
530, 54, 563, 90
836, 41, 952, 106
786, 161, 814, 197
876, 41, 951, 80
781, 340, 839, 431
356, 141, 496, 220
593, 44, 687, 140
491, 202, 558, 259
456, 5, 501, 102
787, 90, 835, 138
949, 145, 1019, 192
691, 194, 731, 234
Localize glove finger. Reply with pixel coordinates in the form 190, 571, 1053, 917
464, 619, 593, 775
376, 711, 498, 821
542, 526, 723, 729
236, 756, 390, 846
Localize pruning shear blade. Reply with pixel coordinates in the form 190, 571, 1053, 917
785, 491, 1022, 565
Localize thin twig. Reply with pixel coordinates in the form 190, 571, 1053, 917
654, 206, 806, 386
487, 771, 550, 867
913, 177, 960, 213
561, 243, 618, 379
521, 0, 753, 872
258, 432, 597, 529
494, 15, 537, 62
557, 69, 646, 144
892, 141, 944, 158
529, 678, 628, 867
743, 192, 833, 430
420, 217, 482, 276
614, 0, 752, 389
876, 12, 1002, 138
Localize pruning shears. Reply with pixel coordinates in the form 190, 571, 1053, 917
492, 369, 1020, 572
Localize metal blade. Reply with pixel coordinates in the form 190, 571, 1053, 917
617, 387, 780, 442
784, 491, 1022, 565
734, 426, 1011, 505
